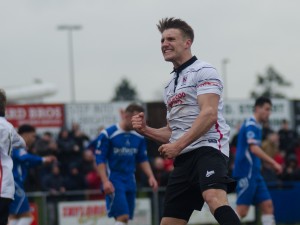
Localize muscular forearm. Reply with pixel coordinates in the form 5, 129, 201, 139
143, 126, 171, 144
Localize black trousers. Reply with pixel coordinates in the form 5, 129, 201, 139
0, 197, 12, 225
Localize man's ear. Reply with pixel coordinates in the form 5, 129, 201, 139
185, 38, 192, 49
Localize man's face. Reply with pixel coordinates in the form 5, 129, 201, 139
257, 103, 272, 123
161, 28, 190, 65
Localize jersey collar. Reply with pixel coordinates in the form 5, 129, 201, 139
171, 56, 197, 92
170, 56, 197, 74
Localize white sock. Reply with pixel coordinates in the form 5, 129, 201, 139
17, 217, 33, 225
114, 221, 127, 225
8, 219, 19, 225
261, 214, 275, 225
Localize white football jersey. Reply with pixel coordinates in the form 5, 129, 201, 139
0, 117, 25, 199
164, 57, 230, 156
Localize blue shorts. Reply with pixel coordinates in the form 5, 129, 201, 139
9, 182, 30, 215
236, 174, 271, 205
106, 175, 136, 219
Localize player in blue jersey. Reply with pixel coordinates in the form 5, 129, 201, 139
8, 124, 56, 225
233, 97, 282, 225
95, 103, 158, 225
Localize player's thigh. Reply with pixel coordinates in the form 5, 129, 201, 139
163, 180, 203, 221
236, 177, 256, 205
253, 176, 272, 206
160, 217, 187, 225
202, 188, 228, 213
106, 189, 128, 214
126, 190, 136, 219
9, 186, 30, 215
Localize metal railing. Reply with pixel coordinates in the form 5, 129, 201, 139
27, 187, 164, 225
26, 182, 300, 225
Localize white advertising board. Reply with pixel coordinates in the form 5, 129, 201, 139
223, 99, 292, 138
65, 102, 130, 138
58, 199, 151, 225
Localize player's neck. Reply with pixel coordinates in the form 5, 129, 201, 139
119, 122, 129, 131
172, 52, 193, 68
253, 114, 262, 124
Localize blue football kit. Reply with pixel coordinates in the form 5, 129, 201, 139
94, 124, 148, 219
9, 148, 43, 215
232, 117, 271, 205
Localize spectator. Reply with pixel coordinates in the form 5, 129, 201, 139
64, 162, 87, 200
262, 131, 284, 163
35, 131, 58, 157
262, 120, 274, 141
278, 119, 298, 156
152, 156, 170, 187
41, 163, 66, 195
261, 131, 283, 182
280, 154, 300, 181
34, 131, 60, 184
41, 163, 66, 225
56, 127, 80, 174
69, 122, 90, 152
79, 149, 96, 175
79, 149, 103, 200
65, 162, 86, 191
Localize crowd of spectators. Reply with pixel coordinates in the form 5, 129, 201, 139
24, 123, 102, 198
22, 118, 300, 201
229, 119, 300, 182
23, 122, 173, 199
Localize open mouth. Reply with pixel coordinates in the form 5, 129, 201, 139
163, 49, 173, 54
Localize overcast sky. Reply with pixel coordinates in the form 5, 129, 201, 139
1, 0, 300, 103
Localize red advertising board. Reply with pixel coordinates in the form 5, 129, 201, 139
6, 104, 64, 128
30, 203, 39, 225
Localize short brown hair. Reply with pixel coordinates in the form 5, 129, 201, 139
125, 103, 144, 114
157, 17, 194, 42
0, 89, 7, 117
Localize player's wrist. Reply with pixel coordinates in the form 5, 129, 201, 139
103, 179, 110, 184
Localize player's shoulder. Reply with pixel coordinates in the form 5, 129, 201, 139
188, 59, 216, 73
245, 117, 262, 131
0, 117, 13, 130
245, 117, 260, 128
101, 124, 118, 138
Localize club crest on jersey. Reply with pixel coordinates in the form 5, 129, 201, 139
181, 76, 187, 86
